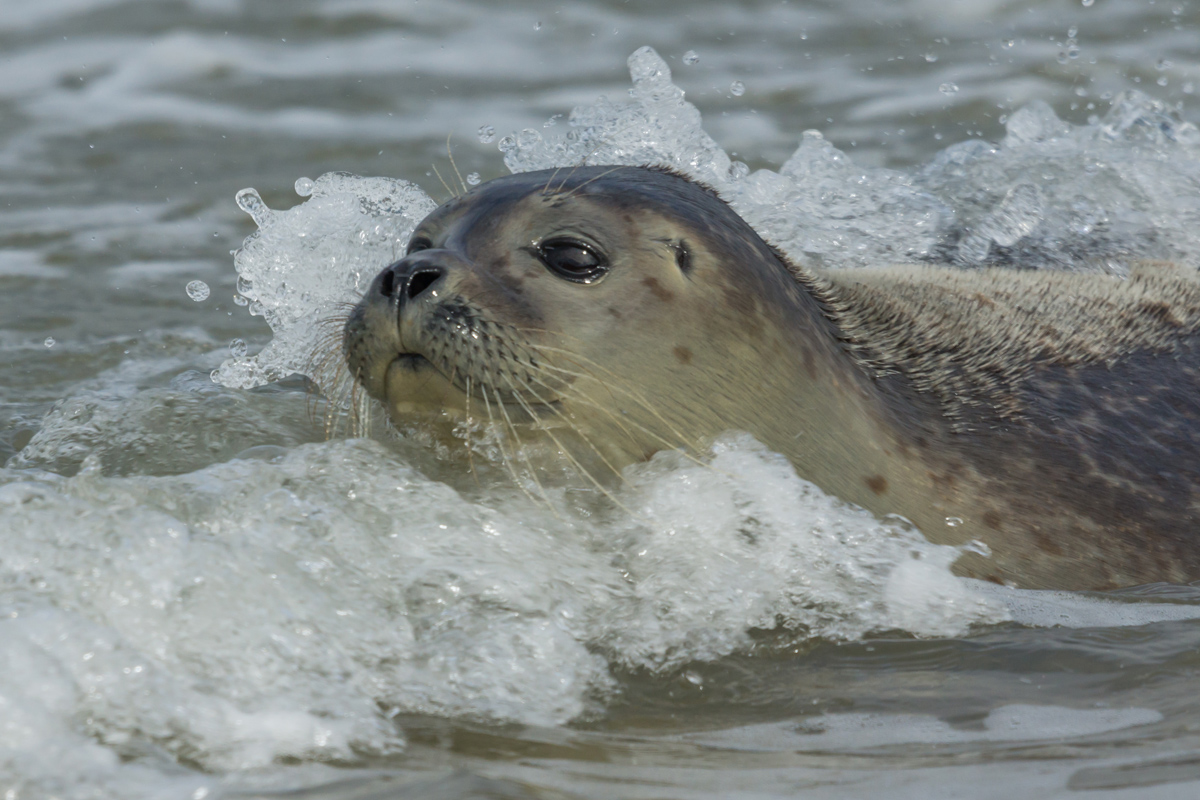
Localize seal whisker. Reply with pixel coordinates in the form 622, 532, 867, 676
446, 133, 469, 195
464, 375, 480, 487
525, 342, 707, 453
524, 372, 722, 474
498, 373, 638, 517
505, 371, 631, 487
488, 380, 560, 516
552, 136, 613, 194
541, 166, 564, 196
480, 382, 549, 510
431, 163, 458, 200
556, 165, 626, 201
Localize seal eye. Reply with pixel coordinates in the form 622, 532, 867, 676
537, 238, 608, 284
407, 236, 433, 255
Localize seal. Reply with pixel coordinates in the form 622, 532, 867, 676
343, 165, 1200, 591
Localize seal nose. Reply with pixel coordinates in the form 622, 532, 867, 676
377, 261, 445, 303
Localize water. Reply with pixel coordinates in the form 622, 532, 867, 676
4, 1, 1200, 798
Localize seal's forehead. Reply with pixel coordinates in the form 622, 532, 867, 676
419, 165, 745, 235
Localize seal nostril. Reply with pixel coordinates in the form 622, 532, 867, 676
379, 267, 396, 297
406, 268, 443, 300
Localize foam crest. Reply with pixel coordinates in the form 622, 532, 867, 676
212, 173, 435, 392
0, 433, 1011, 776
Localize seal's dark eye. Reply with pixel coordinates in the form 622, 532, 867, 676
537, 238, 608, 284
407, 236, 433, 255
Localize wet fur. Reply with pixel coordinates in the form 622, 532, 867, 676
343, 164, 1200, 590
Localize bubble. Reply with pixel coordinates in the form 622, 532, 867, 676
497, 135, 517, 154
1003, 39, 1015, 48
1157, 59, 1172, 71
683, 670, 704, 686
682, 50, 700, 65
477, 125, 496, 144
233, 294, 249, 307
730, 80, 746, 96
43, 337, 55, 348
729, 160, 750, 180
517, 128, 542, 148
924, 53, 938, 63
294, 177, 314, 197
945, 517, 963, 527
1067, 46, 1080, 59
185, 280, 210, 302
534, 21, 541, 30
1158, 76, 1169, 87
964, 540, 993, 558
939, 82, 959, 95
1082, 0, 1093, 6
1068, 26, 1078, 38
228, 338, 248, 358
466, 172, 481, 186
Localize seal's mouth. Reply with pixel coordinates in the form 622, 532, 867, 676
391, 352, 432, 372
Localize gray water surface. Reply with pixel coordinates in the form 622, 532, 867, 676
4, 1, 1200, 798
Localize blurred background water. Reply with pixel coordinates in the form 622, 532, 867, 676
4, 1, 1200, 798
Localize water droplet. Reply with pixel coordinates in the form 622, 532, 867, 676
294, 177, 314, 196
43, 337, 55, 348
683, 670, 704, 686
1067, 46, 1080, 59
534, 21, 542, 30
477, 125, 496, 143
730, 80, 745, 96
497, 135, 517, 154
924, 52, 938, 62
466, 172, 481, 186
1157, 58, 1172, 71
1158, 75, 1169, 86
1068, 26, 1078, 38
945, 516, 963, 527
682, 50, 700, 65
233, 294, 248, 306
1081, 0, 1093, 6
729, 160, 750, 179
229, 338, 248, 358
235, 188, 272, 227
186, 280, 210, 302
1003, 39, 1015, 48
1184, 81, 1194, 94
939, 82, 959, 95
964, 539, 992, 558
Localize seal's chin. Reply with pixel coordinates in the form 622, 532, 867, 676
383, 353, 468, 416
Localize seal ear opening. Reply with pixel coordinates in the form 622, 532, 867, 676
674, 240, 692, 274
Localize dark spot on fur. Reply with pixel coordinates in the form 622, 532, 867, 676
673, 345, 693, 365
1032, 530, 1063, 556
1138, 300, 1181, 326
642, 276, 674, 302
865, 475, 888, 494
985, 575, 1004, 585
983, 510, 1003, 530
607, 306, 622, 319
